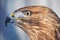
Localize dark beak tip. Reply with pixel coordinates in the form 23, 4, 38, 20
5, 16, 11, 26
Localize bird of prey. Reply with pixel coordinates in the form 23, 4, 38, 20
5, 6, 60, 40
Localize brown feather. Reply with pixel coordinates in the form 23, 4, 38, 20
15, 6, 60, 40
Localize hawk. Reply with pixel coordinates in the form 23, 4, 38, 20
5, 6, 60, 40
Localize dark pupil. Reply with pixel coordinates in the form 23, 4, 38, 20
27, 12, 29, 15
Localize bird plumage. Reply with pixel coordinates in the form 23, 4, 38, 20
5, 6, 60, 40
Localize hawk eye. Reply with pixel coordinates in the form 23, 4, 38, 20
23, 11, 32, 16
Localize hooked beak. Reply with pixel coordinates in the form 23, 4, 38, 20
5, 13, 14, 26
5, 16, 11, 26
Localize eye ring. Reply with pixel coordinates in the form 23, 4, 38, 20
23, 11, 32, 16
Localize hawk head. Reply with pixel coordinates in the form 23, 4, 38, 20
5, 6, 60, 40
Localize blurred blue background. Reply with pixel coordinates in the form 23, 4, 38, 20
0, 0, 60, 40
0, 0, 29, 40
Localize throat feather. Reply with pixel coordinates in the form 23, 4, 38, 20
25, 25, 57, 40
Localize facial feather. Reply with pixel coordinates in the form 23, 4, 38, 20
11, 6, 60, 40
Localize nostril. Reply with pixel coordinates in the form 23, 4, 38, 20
10, 13, 14, 17
12, 15, 14, 17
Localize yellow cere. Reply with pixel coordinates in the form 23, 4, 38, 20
10, 13, 14, 17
